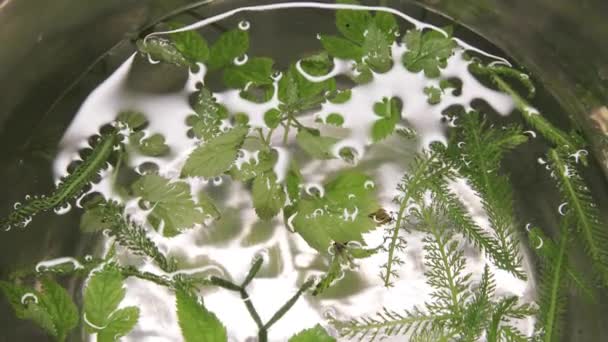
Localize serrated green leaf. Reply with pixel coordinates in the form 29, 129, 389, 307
188, 87, 228, 141
136, 38, 192, 67
371, 97, 401, 141
97, 306, 140, 342
325, 113, 345, 126
84, 266, 125, 330
117, 110, 147, 129
223, 57, 274, 88
402, 29, 456, 78
293, 171, 380, 252
349, 245, 381, 259
130, 131, 170, 156
39, 279, 79, 342
252, 172, 286, 220
132, 174, 205, 237
229, 149, 277, 181
362, 23, 392, 72
288, 324, 336, 342
176, 289, 227, 342
278, 65, 335, 112
296, 129, 339, 160
182, 127, 249, 178
264, 108, 282, 129
168, 23, 210, 63
374, 11, 398, 41
336, 0, 372, 44
207, 29, 249, 70
320, 35, 363, 60
300, 52, 333, 76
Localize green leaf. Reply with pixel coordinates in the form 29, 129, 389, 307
199, 192, 221, 220
313, 254, 343, 296
372, 97, 401, 142
320, 35, 363, 60
325, 113, 345, 126
296, 129, 339, 160
168, 23, 210, 63
288, 324, 336, 342
329, 90, 352, 104
293, 171, 380, 252
402, 29, 456, 78
336, 0, 372, 44
39, 279, 79, 342
229, 149, 277, 181
130, 131, 170, 156
207, 29, 249, 70
300, 52, 333, 76
362, 23, 392, 72
424, 86, 442, 105
374, 11, 398, 41
132, 174, 205, 237
264, 108, 282, 129
176, 289, 227, 342
97, 307, 140, 342
278, 65, 335, 112
117, 110, 147, 129
182, 126, 249, 178
189, 87, 228, 141
252, 172, 286, 220
223, 57, 274, 88
136, 38, 191, 67
84, 266, 125, 330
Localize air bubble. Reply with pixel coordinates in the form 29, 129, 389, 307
457, 141, 465, 148
558, 202, 568, 216
305, 184, 325, 198
364, 180, 375, 190
21, 293, 38, 305
53, 202, 72, 215
35, 257, 84, 273
169, 265, 225, 279
271, 71, 283, 80
213, 176, 223, 186
234, 54, 249, 66
342, 207, 359, 221
525, 223, 532, 232
524, 130, 537, 138
537, 157, 546, 165
238, 20, 250, 31
286, 212, 297, 233
13, 202, 21, 209
84, 255, 93, 262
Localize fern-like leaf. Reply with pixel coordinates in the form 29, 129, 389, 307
460, 265, 495, 341
448, 111, 527, 280
548, 148, 608, 287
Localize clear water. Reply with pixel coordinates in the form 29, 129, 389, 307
2, 2, 606, 341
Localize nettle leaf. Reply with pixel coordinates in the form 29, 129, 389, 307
132, 174, 205, 237
319, 35, 363, 60
278, 64, 336, 112
372, 97, 401, 142
207, 29, 249, 70
296, 129, 339, 160
130, 131, 170, 156
97, 307, 140, 342
300, 52, 334, 76
168, 22, 210, 63
182, 126, 249, 178
224, 57, 274, 89
402, 28, 456, 78
336, 0, 372, 44
0, 279, 79, 342
293, 171, 380, 252
176, 289, 227, 342
136, 37, 192, 67
117, 110, 147, 130
264, 108, 282, 129
188, 87, 229, 141
362, 23, 392, 72
288, 324, 336, 342
84, 266, 125, 331
252, 172, 286, 220
229, 149, 277, 182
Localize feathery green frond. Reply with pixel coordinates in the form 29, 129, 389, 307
429, 178, 525, 279
382, 146, 451, 287
331, 306, 452, 341
448, 111, 527, 280
460, 265, 494, 341
536, 219, 570, 342
470, 63, 581, 152
528, 226, 596, 300
548, 148, 608, 287
486, 296, 535, 342
1, 129, 118, 230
